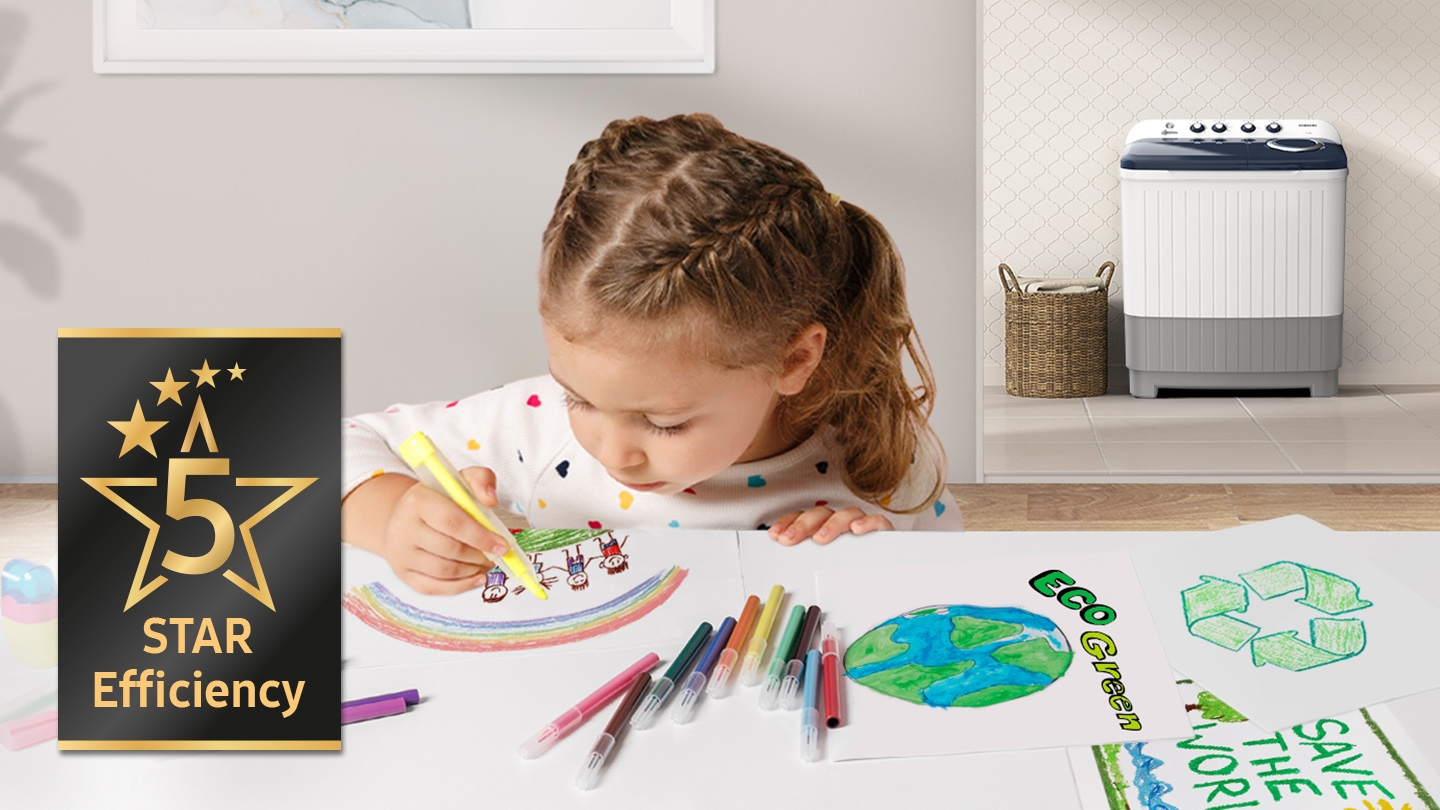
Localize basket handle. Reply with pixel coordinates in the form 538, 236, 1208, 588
998, 263, 1020, 293
1094, 261, 1115, 291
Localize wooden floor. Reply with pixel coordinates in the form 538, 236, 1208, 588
948, 483, 1440, 532
4, 482, 1438, 545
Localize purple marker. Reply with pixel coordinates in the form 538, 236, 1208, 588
341, 689, 420, 712
341, 696, 408, 725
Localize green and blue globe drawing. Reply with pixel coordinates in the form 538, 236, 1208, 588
845, 605, 1074, 708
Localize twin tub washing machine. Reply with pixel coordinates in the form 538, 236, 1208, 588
1120, 119, 1348, 397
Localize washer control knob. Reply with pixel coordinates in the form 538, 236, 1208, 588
1266, 121, 1282, 133
1211, 122, 1228, 133
1189, 121, 1206, 133
1240, 122, 1257, 133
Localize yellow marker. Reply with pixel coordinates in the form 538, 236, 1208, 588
398, 431, 547, 601
739, 584, 786, 687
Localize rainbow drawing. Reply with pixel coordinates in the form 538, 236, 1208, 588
343, 566, 689, 652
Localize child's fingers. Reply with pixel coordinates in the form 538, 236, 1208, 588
775, 505, 841, 545
414, 488, 511, 558
767, 511, 804, 542
813, 507, 868, 544
399, 567, 488, 596
411, 522, 498, 567
460, 466, 500, 507
848, 513, 895, 536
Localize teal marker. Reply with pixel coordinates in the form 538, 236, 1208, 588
630, 622, 712, 730
759, 605, 807, 711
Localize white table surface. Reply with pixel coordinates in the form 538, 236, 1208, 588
3, 526, 1437, 809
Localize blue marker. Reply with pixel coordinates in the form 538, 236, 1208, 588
800, 648, 823, 762
671, 616, 736, 725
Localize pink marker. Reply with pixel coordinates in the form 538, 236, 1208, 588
0, 709, 57, 751
518, 652, 659, 759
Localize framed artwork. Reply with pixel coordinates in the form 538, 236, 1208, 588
95, 0, 714, 74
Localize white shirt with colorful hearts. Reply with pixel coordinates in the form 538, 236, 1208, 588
343, 375, 963, 533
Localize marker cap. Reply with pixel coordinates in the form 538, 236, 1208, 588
707, 649, 739, 699
574, 732, 616, 791
671, 671, 708, 725
739, 639, 768, 687
780, 658, 804, 711
759, 674, 783, 711
800, 708, 822, 763
629, 677, 675, 731
517, 707, 581, 759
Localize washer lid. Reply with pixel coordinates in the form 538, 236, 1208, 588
1121, 138, 1347, 170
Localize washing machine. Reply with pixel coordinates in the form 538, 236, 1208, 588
1120, 119, 1347, 397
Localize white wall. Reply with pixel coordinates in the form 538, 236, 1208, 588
982, 0, 1440, 386
0, 2, 979, 481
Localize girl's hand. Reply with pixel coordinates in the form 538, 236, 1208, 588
767, 506, 894, 546
369, 468, 513, 595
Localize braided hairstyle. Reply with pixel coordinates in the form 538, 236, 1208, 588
538, 114, 944, 513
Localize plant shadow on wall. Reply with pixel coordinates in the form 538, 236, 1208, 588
0, 10, 79, 477
0, 9, 80, 299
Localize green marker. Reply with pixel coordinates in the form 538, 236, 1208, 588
758, 605, 807, 711
630, 622, 712, 730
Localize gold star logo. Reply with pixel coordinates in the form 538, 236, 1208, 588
107, 401, 168, 458
192, 360, 220, 388
85, 356, 319, 612
82, 468, 315, 612
149, 368, 189, 406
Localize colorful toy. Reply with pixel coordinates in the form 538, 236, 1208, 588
1, 559, 58, 668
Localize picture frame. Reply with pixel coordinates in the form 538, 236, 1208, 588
94, 0, 714, 74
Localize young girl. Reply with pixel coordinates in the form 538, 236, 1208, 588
342, 113, 963, 594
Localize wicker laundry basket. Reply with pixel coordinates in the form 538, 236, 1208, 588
1001, 261, 1114, 398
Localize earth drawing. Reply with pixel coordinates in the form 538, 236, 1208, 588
845, 604, 1074, 708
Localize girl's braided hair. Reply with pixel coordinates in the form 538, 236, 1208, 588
538, 114, 944, 513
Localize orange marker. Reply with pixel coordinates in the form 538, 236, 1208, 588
707, 594, 761, 698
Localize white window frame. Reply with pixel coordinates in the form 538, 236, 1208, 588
94, 0, 714, 74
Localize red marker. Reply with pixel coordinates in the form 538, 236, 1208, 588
820, 621, 843, 728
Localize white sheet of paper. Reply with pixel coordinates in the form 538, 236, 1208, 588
342, 529, 745, 668
815, 552, 1190, 760
1128, 515, 1440, 731
1066, 677, 1440, 810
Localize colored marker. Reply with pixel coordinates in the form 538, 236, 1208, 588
800, 649, 823, 762
341, 696, 408, 725
575, 672, 651, 791
631, 622, 712, 730
342, 688, 420, 712
781, 605, 823, 711
398, 431, 547, 600
740, 585, 786, 687
821, 621, 843, 728
519, 652, 660, 758
0, 709, 56, 751
759, 604, 807, 711
0, 682, 57, 725
708, 594, 761, 698
672, 616, 736, 725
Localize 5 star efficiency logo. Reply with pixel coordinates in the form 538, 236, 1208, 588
82, 357, 315, 612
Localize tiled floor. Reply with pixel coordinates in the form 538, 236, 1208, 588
983, 384, 1440, 482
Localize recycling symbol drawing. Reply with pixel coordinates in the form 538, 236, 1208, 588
1181, 561, 1372, 672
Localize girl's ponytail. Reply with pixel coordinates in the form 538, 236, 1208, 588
783, 202, 946, 514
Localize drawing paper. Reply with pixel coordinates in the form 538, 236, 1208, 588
342, 528, 745, 668
1129, 515, 1440, 731
815, 552, 1190, 760
1068, 677, 1440, 810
